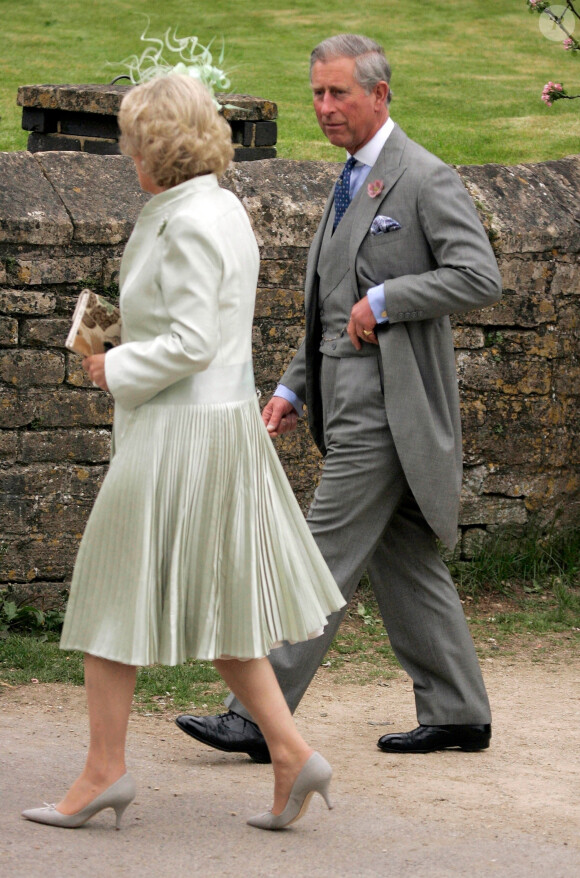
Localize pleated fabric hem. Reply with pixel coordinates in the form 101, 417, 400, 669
61, 625, 326, 667
60, 397, 345, 666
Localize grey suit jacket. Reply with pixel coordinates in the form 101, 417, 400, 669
282, 125, 502, 547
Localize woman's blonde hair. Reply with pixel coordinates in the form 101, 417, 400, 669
118, 75, 234, 187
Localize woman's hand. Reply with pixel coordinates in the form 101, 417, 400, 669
82, 354, 109, 391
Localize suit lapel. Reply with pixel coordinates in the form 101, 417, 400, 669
348, 124, 408, 278
304, 188, 335, 319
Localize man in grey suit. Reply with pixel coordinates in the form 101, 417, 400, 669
177, 34, 502, 760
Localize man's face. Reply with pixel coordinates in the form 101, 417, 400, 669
311, 56, 389, 155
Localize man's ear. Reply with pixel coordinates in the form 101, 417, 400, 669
374, 81, 389, 107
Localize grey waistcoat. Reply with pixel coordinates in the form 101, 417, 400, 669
318, 195, 380, 359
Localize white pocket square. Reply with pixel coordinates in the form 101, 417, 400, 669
370, 216, 402, 236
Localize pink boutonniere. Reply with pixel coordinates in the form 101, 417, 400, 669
367, 179, 384, 199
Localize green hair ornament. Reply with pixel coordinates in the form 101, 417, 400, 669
110, 21, 236, 108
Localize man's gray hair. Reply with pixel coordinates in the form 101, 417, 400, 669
310, 34, 393, 104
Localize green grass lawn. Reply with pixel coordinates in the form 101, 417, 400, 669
1, 0, 578, 163
1, 582, 578, 713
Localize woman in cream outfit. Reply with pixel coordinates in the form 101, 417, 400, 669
22, 75, 344, 832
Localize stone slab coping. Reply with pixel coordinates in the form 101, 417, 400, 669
17, 84, 277, 121
0, 152, 72, 245
1, 150, 579, 251
0, 152, 147, 245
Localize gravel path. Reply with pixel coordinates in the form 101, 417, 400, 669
1, 654, 579, 877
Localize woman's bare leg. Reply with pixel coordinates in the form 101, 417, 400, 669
56, 654, 137, 815
214, 657, 313, 815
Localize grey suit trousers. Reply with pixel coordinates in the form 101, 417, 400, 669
228, 354, 491, 725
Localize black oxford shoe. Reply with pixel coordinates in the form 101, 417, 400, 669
175, 710, 271, 764
377, 723, 491, 753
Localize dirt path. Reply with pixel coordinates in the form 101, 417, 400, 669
1, 654, 579, 877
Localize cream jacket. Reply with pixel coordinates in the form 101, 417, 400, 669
105, 174, 259, 411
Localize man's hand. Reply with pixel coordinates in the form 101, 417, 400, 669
82, 353, 109, 391
261, 395, 298, 437
347, 297, 378, 350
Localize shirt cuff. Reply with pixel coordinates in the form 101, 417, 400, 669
367, 284, 389, 323
274, 385, 304, 416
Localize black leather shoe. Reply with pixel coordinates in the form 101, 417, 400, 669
175, 711, 271, 764
377, 723, 491, 753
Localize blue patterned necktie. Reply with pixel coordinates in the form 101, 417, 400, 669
333, 155, 357, 230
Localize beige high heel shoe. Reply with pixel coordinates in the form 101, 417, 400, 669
21, 773, 136, 830
247, 752, 333, 830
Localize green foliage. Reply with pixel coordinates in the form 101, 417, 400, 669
485, 331, 505, 347
0, 596, 65, 639
356, 602, 380, 627
467, 580, 580, 645
1, 601, 44, 632
1, 0, 579, 162
449, 526, 580, 598
551, 578, 580, 626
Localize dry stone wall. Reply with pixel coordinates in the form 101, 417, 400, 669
0, 151, 578, 607
17, 84, 278, 161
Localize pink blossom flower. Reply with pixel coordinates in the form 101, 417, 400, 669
541, 81, 565, 106
563, 38, 574, 50
367, 179, 384, 198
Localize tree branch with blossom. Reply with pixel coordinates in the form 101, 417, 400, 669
541, 80, 580, 103
527, 1, 580, 104
528, 0, 580, 49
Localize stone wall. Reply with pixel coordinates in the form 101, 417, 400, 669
0, 151, 578, 607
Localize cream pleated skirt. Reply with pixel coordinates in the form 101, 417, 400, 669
60, 375, 344, 666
